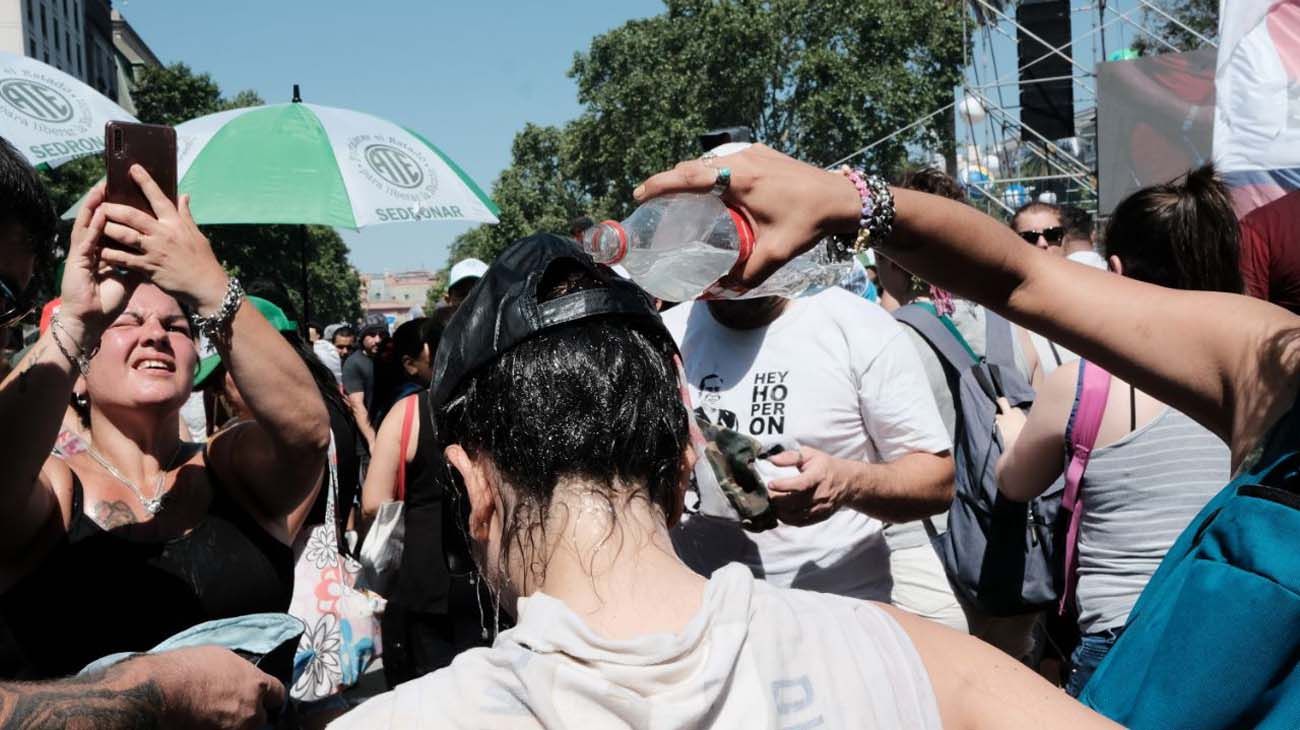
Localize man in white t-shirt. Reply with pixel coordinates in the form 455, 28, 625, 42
665, 289, 956, 605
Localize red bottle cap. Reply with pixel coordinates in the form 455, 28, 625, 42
723, 206, 755, 278
597, 219, 628, 264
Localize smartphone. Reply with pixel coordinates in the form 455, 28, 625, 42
104, 121, 177, 215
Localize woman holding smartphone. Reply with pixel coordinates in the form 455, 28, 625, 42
0, 166, 329, 680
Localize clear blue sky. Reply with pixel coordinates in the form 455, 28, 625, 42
115, 0, 663, 274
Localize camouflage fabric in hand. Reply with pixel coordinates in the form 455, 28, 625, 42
695, 417, 778, 532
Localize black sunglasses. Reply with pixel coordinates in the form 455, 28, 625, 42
1018, 227, 1065, 245
0, 276, 33, 329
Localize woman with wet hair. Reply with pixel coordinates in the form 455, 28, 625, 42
335, 236, 1114, 729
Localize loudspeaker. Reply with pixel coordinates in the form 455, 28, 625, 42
1017, 0, 1074, 141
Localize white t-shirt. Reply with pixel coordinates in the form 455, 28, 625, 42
331, 564, 942, 730
663, 289, 951, 600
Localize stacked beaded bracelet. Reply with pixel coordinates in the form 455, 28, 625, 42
831, 166, 896, 258
192, 277, 245, 342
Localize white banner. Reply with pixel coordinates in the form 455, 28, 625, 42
1212, 0, 1300, 173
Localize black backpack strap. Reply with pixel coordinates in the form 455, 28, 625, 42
894, 304, 976, 372
985, 309, 1018, 371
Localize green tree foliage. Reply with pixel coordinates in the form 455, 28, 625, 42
423, 272, 448, 315
454, 0, 967, 263
566, 0, 966, 218
205, 225, 360, 324
220, 89, 266, 112
447, 123, 590, 264
130, 63, 224, 127
1133, 0, 1218, 56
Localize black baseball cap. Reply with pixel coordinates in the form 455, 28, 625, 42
429, 233, 668, 416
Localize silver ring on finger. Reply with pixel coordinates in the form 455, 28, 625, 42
710, 167, 732, 196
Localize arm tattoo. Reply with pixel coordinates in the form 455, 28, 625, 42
0, 671, 165, 730
92, 500, 138, 530
14, 344, 45, 394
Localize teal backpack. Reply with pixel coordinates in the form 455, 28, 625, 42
1080, 398, 1300, 728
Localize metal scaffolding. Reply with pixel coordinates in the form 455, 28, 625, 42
831, 0, 1216, 219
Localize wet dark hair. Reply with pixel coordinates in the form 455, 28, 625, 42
1103, 165, 1243, 294
331, 326, 355, 342
392, 316, 443, 364
897, 167, 967, 203
1060, 205, 1094, 242
437, 262, 689, 592
1010, 200, 1061, 230
0, 136, 55, 258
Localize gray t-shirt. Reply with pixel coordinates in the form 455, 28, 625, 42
342, 350, 374, 410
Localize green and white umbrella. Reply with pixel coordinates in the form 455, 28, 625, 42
172, 100, 498, 227
66, 99, 498, 227
0, 51, 137, 167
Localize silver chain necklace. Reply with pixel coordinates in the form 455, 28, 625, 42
85, 442, 188, 515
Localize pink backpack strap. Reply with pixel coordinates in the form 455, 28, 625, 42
1059, 360, 1112, 615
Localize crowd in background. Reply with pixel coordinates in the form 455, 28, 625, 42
0, 133, 1296, 729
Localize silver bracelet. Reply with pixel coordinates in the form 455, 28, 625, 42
192, 277, 244, 342
49, 314, 97, 376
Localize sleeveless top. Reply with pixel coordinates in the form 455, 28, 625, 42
1075, 407, 1231, 633
0, 457, 294, 679
391, 391, 471, 614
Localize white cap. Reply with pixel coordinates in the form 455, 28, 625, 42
1067, 250, 1109, 270
610, 264, 631, 279
702, 141, 753, 158
448, 258, 489, 289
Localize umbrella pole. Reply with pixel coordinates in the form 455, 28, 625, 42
299, 224, 310, 326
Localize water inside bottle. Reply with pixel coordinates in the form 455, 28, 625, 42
622, 241, 739, 302
735, 240, 851, 299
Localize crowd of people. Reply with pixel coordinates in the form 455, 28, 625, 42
0, 128, 1294, 729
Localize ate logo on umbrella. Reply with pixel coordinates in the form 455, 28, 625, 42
0, 53, 134, 167
364, 143, 424, 189
0, 78, 75, 123
0, 73, 93, 134
350, 135, 439, 201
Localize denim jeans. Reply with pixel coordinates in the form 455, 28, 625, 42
1066, 629, 1123, 697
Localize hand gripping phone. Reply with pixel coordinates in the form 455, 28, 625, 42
104, 121, 177, 215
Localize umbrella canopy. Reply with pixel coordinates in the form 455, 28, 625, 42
149, 101, 495, 228
0, 51, 136, 168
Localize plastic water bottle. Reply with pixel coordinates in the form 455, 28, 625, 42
581, 194, 851, 301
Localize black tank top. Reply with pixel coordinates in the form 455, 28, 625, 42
392, 391, 472, 613
0, 458, 294, 679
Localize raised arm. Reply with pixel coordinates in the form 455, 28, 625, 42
0, 183, 136, 562
97, 166, 329, 541
636, 146, 1300, 465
